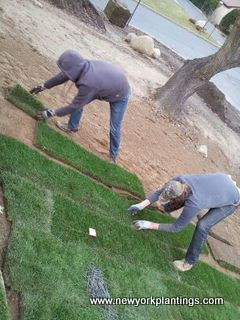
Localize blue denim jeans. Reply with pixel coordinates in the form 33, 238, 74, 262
67, 92, 130, 160
68, 108, 84, 132
185, 205, 238, 265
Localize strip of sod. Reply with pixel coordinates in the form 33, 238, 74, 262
6, 84, 145, 197
0, 134, 198, 251
36, 122, 145, 197
52, 193, 199, 257
0, 272, 10, 320
2, 171, 238, 302
1, 172, 240, 319
6, 84, 45, 118
51, 193, 238, 304
0, 134, 137, 215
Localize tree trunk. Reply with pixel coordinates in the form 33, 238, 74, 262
154, 13, 240, 116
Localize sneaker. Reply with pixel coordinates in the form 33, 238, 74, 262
56, 121, 75, 136
173, 259, 193, 272
110, 157, 116, 164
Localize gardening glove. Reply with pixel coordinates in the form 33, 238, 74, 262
30, 84, 45, 95
36, 109, 56, 120
127, 204, 141, 215
133, 220, 152, 230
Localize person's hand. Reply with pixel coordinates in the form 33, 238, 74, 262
36, 109, 55, 120
133, 220, 152, 230
127, 204, 141, 215
30, 85, 45, 95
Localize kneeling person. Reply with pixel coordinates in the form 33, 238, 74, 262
128, 173, 240, 271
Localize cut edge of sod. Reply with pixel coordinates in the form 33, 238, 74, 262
6, 84, 145, 198
218, 260, 240, 275
36, 122, 145, 198
0, 271, 11, 320
6, 84, 45, 118
2, 172, 240, 312
1, 137, 240, 319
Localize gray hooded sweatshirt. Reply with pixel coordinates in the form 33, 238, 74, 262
44, 50, 130, 116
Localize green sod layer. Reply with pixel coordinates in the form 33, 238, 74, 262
36, 122, 145, 197
6, 84, 145, 197
0, 272, 10, 320
6, 84, 45, 118
0, 134, 197, 250
1, 171, 240, 319
52, 193, 198, 259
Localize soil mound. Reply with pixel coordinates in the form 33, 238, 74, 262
197, 81, 240, 135
47, 0, 106, 32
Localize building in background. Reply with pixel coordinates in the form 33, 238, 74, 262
210, 0, 240, 25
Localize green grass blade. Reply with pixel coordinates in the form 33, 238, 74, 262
36, 122, 145, 197
6, 84, 45, 118
0, 272, 11, 320
1, 136, 240, 319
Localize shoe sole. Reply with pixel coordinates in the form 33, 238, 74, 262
56, 122, 75, 136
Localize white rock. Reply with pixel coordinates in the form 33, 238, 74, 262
196, 20, 206, 28
0, 206, 3, 215
197, 145, 208, 158
32, 0, 43, 8
125, 33, 161, 59
152, 48, 160, 59
125, 32, 135, 43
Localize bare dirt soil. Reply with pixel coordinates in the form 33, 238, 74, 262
1, 0, 240, 277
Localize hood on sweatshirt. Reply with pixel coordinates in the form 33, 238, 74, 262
57, 50, 88, 82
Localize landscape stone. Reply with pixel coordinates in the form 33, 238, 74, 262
104, 0, 131, 28
197, 145, 208, 157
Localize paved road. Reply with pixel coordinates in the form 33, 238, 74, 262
92, 0, 219, 58
176, 0, 225, 44
91, 0, 240, 110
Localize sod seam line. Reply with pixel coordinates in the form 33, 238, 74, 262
0, 272, 11, 320
36, 140, 168, 213
206, 238, 240, 277
36, 122, 145, 197
0, 185, 20, 320
35, 137, 143, 201
0, 130, 215, 253
33, 138, 172, 216
6, 85, 145, 197
3, 87, 240, 278
2, 140, 240, 317
208, 230, 233, 247
35, 140, 143, 202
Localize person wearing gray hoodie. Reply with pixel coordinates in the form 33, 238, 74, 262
128, 173, 240, 271
30, 50, 131, 162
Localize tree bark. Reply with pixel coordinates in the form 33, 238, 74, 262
154, 13, 240, 116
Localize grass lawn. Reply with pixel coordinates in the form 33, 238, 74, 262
6, 84, 45, 118
141, 0, 216, 43
0, 272, 10, 320
6, 84, 145, 197
36, 122, 145, 197
0, 134, 240, 319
